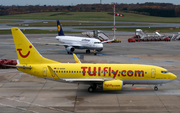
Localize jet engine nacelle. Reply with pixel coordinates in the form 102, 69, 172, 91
103, 80, 123, 91
66, 46, 75, 53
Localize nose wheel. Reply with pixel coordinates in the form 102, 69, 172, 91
154, 86, 158, 91
94, 50, 97, 55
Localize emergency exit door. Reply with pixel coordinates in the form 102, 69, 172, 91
151, 68, 156, 78
43, 67, 47, 77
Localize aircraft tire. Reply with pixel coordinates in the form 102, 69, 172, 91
86, 50, 90, 53
88, 87, 94, 93
154, 86, 158, 91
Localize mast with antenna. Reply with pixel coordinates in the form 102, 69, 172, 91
113, 4, 116, 40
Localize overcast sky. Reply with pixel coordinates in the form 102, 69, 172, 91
1, 0, 180, 6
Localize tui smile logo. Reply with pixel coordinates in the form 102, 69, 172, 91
17, 45, 32, 58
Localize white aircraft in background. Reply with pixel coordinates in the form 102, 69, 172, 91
56, 20, 103, 55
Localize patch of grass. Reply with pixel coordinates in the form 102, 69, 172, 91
1, 12, 180, 23
8, 21, 147, 27
0, 29, 81, 34
0, 20, 22, 23
0, 30, 12, 34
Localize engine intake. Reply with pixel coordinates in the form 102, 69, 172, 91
66, 46, 75, 52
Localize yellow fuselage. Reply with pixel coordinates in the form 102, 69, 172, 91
18, 63, 176, 84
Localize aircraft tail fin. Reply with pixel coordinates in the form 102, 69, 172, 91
57, 20, 65, 36
11, 28, 60, 64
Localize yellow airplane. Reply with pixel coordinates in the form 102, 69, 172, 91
11, 28, 177, 92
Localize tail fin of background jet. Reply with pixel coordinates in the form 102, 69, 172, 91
57, 20, 65, 36
11, 28, 59, 64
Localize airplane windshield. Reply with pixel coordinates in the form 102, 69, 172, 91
161, 71, 169, 74
94, 42, 101, 44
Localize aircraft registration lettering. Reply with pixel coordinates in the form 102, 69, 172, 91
81, 67, 144, 78
82, 39, 90, 42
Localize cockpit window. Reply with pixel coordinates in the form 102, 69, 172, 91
94, 42, 101, 44
161, 71, 169, 74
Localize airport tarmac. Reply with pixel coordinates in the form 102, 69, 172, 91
0, 33, 180, 113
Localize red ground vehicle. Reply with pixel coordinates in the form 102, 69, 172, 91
128, 38, 136, 42
163, 37, 171, 41
0, 59, 17, 69
133, 35, 141, 41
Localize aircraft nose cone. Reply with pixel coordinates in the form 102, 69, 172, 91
171, 73, 177, 79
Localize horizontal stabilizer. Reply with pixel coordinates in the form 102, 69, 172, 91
3, 65, 32, 69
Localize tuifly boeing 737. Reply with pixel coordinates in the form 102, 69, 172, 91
11, 28, 177, 92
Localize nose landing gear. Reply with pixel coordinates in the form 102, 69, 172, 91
94, 50, 97, 55
154, 86, 158, 91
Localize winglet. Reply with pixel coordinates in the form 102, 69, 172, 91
73, 53, 81, 63
47, 66, 61, 80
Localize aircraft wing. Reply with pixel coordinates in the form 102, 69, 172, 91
48, 66, 105, 82
62, 79, 104, 82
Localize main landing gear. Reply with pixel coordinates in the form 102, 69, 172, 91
88, 83, 97, 93
154, 86, 158, 91
86, 49, 97, 55
86, 49, 90, 53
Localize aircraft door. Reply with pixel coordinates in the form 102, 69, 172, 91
151, 68, 156, 78
43, 67, 47, 77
